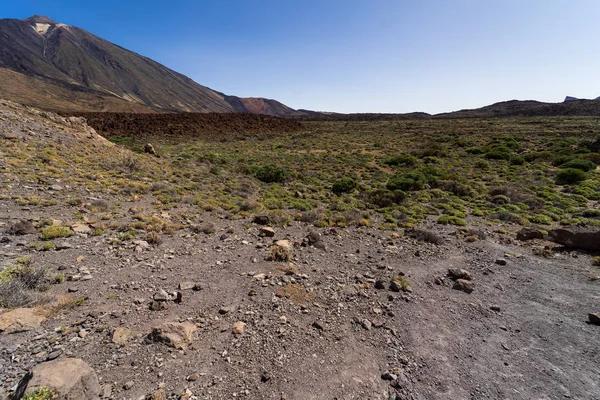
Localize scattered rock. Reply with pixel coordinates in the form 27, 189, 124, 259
0, 307, 48, 334
7, 220, 37, 235
150, 301, 168, 311
548, 229, 600, 251
389, 281, 403, 292
361, 319, 372, 330
232, 321, 246, 335
453, 279, 474, 294
150, 390, 166, 400
71, 223, 91, 234
516, 228, 544, 241
253, 215, 270, 225
55, 241, 73, 250
312, 321, 325, 331
13, 358, 101, 400
267, 240, 293, 261
112, 327, 131, 346
490, 305, 501, 312
589, 313, 600, 325
153, 289, 170, 301
148, 322, 197, 349
306, 231, 321, 245
101, 383, 112, 398
374, 280, 386, 290
187, 373, 199, 382
179, 282, 195, 291
260, 227, 276, 237
123, 380, 134, 390
144, 143, 159, 157
447, 268, 472, 281
219, 305, 234, 314
495, 258, 507, 266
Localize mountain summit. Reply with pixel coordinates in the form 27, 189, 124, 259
0, 15, 298, 114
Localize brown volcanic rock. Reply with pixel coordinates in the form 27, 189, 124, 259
13, 358, 101, 400
547, 229, 600, 251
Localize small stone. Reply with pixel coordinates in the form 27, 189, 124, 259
150, 390, 166, 400
193, 283, 203, 291
447, 268, 472, 281
68, 287, 79, 293
81, 274, 93, 281
150, 301, 168, 311
389, 281, 402, 292
179, 282, 195, 290
55, 242, 73, 250
312, 321, 325, 331
361, 319, 372, 330
148, 322, 197, 349
219, 306, 234, 315
7, 220, 37, 235
260, 370, 272, 382
112, 327, 131, 346
490, 305, 501, 312
232, 321, 246, 335
101, 383, 112, 398
495, 258, 507, 266
260, 227, 276, 237
78, 329, 88, 338
71, 223, 91, 234
381, 371, 397, 381
187, 373, 200, 382
589, 313, 600, 325
253, 215, 270, 225
123, 380, 134, 390
452, 279, 474, 294
374, 280, 386, 290
153, 289, 170, 302
46, 350, 61, 361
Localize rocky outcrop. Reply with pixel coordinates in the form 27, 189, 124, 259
13, 358, 101, 400
547, 229, 600, 251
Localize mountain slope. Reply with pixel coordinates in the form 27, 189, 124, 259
0, 15, 298, 115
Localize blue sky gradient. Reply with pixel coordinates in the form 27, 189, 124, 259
3, 1, 600, 113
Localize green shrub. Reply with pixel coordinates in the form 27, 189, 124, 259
467, 147, 485, 155
485, 146, 511, 160
437, 215, 466, 226
556, 168, 588, 185
364, 189, 406, 208
251, 164, 290, 183
510, 155, 525, 165
332, 177, 357, 194
40, 225, 73, 240
387, 171, 427, 191
559, 159, 596, 172
22, 386, 58, 400
383, 154, 417, 167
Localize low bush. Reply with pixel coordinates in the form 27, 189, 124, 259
556, 168, 588, 185
559, 159, 596, 172
40, 225, 73, 240
250, 164, 290, 183
383, 154, 417, 167
363, 189, 406, 208
332, 177, 357, 194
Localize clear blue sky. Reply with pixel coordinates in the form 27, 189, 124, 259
4, 1, 600, 113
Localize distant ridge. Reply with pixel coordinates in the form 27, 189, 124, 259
564, 96, 600, 102
0, 15, 300, 115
